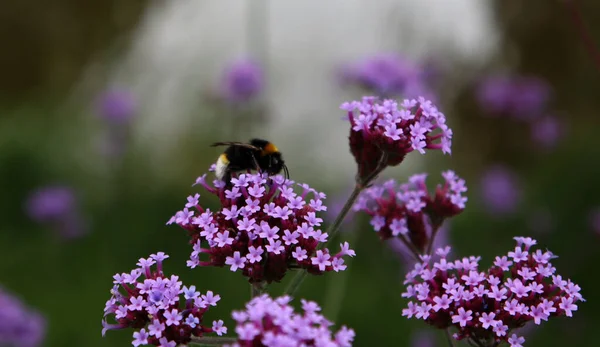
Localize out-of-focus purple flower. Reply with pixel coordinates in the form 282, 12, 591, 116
219, 58, 264, 103
476, 75, 550, 120
226, 294, 355, 347
0, 286, 46, 347
419, 57, 444, 88
410, 330, 436, 347
167, 170, 355, 283
25, 185, 87, 239
511, 77, 551, 117
96, 89, 137, 124
402, 237, 584, 346
94, 88, 136, 159
340, 53, 432, 99
102, 252, 225, 346
26, 186, 75, 222
354, 171, 466, 255
479, 165, 522, 217
341, 96, 452, 185
530, 115, 564, 150
477, 76, 512, 115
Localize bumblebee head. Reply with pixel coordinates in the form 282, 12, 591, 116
267, 152, 289, 179
249, 138, 290, 179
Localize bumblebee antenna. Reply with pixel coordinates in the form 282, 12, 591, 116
283, 164, 290, 180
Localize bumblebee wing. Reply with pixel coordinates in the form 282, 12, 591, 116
210, 142, 260, 151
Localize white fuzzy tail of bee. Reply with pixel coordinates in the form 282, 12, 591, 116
215, 154, 229, 181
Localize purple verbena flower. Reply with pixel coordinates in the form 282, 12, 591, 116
342, 96, 452, 185
226, 294, 354, 347
401, 237, 583, 346
102, 253, 225, 346
168, 170, 355, 283
476, 75, 550, 120
353, 171, 466, 254
0, 286, 46, 347
530, 115, 564, 150
96, 88, 137, 124
339, 53, 433, 99
25, 185, 87, 239
25, 186, 75, 222
479, 165, 521, 217
219, 58, 264, 104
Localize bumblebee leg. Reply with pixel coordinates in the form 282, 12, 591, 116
283, 165, 290, 179
250, 153, 261, 173
223, 170, 233, 188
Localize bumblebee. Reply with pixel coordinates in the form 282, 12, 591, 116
211, 139, 289, 185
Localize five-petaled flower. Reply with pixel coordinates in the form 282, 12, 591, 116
353, 171, 466, 254
226, 294, 355, 347
168, 171, 356, 283
341, 96, 452, 185
401, 237, 583, 346
102, 252, 225, 346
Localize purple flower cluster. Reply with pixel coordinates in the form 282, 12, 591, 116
219, 59, 264, 104
0, 286, 46, 347
530, 115, 564, 150
226, 294, 355, 347
476, 75, 565, 150
168, 172, 356, 283
476, 75, 550, 120
401, 237, 583, 346
94, 88, 137, 158
102, 253, 226, 346
96, 89, 137, 124
479, 165, 522, 217
353, 171, 467, 253
26, 186, 75, 221
341, 96, 452, 184
25, 185, 87, 239
339, 53, 432, 99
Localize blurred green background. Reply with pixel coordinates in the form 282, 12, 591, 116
1, 1, 599, 346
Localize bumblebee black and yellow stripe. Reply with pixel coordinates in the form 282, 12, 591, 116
215, 153, 229, 180
261, 142, 279, 156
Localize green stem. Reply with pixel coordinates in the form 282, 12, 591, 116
189, 336, 238, 346
322, 226, 360, 321
284, 268, 308, 297
444, 329, 455, 347
320, 184, 363, 250
397, 234, 423, 262
284, 152, 389, 297
251, 281, 266, 298
285, 184, 364, 296
425, 217, 444, 255
468, 337, 486, 347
